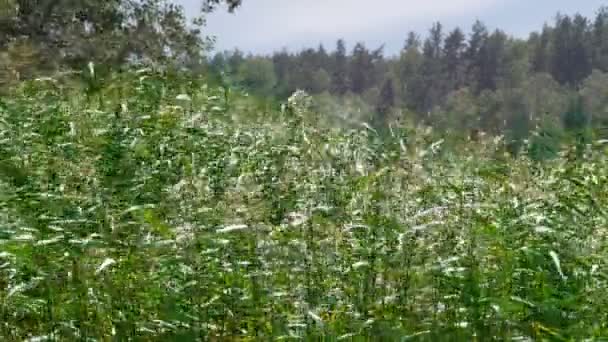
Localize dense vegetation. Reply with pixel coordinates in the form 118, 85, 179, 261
1, 69, 608, 340
3, 1, 608, 340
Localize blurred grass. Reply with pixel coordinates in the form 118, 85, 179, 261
0, 69, 607, 340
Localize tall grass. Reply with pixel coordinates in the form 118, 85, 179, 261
0, 70, 607, 340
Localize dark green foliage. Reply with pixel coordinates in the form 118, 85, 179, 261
331, 39, 350, 96
531, 25, 553, 73
563, 97, 590, 132
551, 14, 593, 86
592, 7, 608, 72
562, 96, 592, 156
349, 43, 382, 95
236, 57, 277, 97
373, 78, 395, 132
504, 97, 531, 156
1, 0, 207, 71
528, 120, 564, 161
413, 22, 445, 113
443, 28, 467, 91
464, 20, 489, 90
477, 30, 508, 92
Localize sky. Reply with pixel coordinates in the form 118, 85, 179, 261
175, 0, 607, 56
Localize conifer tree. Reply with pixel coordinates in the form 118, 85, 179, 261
331, 39, 350, 95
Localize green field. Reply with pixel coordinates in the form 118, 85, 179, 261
0, 70, 607, 341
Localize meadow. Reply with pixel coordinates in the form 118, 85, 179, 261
1, 69, 608, 341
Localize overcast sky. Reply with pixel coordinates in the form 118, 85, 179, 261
175, 0, 606, 56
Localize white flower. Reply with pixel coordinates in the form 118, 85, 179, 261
216, 224, 249, 234
534, 226, 554, 234
352, 261, 370, 270
287, 90, 313, 115
96, 258, 117, 275
176, 94, 192, 101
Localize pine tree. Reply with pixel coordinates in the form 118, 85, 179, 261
272, 49, 294, 98
398, 32, 423, 110
293, 48, 326, 92
571, 14, 593, 83
477, 30, 508, 91
376, 78, 395, 120
349, 42, 375, 94
531, 25, 552, 73
331, 39, 349, 95
316, 44, 330, 70
443, 27, 467, 92
592, 7, 608, 71
551, 14, 592, 85
411, 22, 444, 113
465, 20, 489, 90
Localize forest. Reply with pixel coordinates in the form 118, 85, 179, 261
1, 0, 608, 340
208, 9, 608, 158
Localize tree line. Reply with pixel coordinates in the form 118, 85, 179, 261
209, 8, 608, 156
